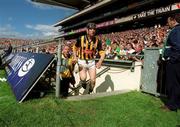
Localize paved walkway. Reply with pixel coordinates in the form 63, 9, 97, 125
66, 89, 131, 101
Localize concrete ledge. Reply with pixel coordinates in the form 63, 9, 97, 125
66, 89, 131, 101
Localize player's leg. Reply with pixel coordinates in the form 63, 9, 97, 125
88, 61, 96, 93
78, 60, 88, 89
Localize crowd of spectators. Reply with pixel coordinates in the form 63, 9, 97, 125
97, 24, 169, 61
18, 43, 57, 54
0, 38, 58, 54
39, 43, 57, 54
0, 24, 169, 62
0, 38, 42, 49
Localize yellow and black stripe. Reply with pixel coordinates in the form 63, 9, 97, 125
74, 35, 104, 60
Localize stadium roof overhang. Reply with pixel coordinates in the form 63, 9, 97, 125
31, 0, 96, 10
54, 0, 115, 27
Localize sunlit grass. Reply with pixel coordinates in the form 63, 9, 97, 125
0, 70, 179, 127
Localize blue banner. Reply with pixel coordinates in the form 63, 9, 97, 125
6, 52, 54, 102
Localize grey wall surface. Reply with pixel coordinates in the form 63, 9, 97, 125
141, 48, 162, 96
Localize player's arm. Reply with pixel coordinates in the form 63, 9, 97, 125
96, 40, 105, 69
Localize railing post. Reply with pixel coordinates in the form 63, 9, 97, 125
55, 38, 62, 98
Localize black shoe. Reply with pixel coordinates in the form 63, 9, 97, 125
89, 85, 94, 93
60, 94, 68, 99
160, 105, 171, 112
160, 105, 177, 112
82, 83, 87, 89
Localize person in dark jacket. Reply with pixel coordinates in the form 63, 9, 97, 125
161, 13, 180, 111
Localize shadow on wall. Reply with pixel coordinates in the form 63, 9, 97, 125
96, 74, 114, 93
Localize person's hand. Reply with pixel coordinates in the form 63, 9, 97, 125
72, 56, 78, 64
96, 61, 102, 69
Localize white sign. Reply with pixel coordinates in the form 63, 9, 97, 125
18, 58, 35, 77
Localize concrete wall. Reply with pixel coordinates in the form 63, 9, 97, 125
71, 62, 142, 95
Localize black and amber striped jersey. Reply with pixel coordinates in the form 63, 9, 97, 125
74, 35, 104, 60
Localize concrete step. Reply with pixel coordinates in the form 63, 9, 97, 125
66, 89, 131, 101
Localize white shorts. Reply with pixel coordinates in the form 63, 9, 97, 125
78, 59, 95, 69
